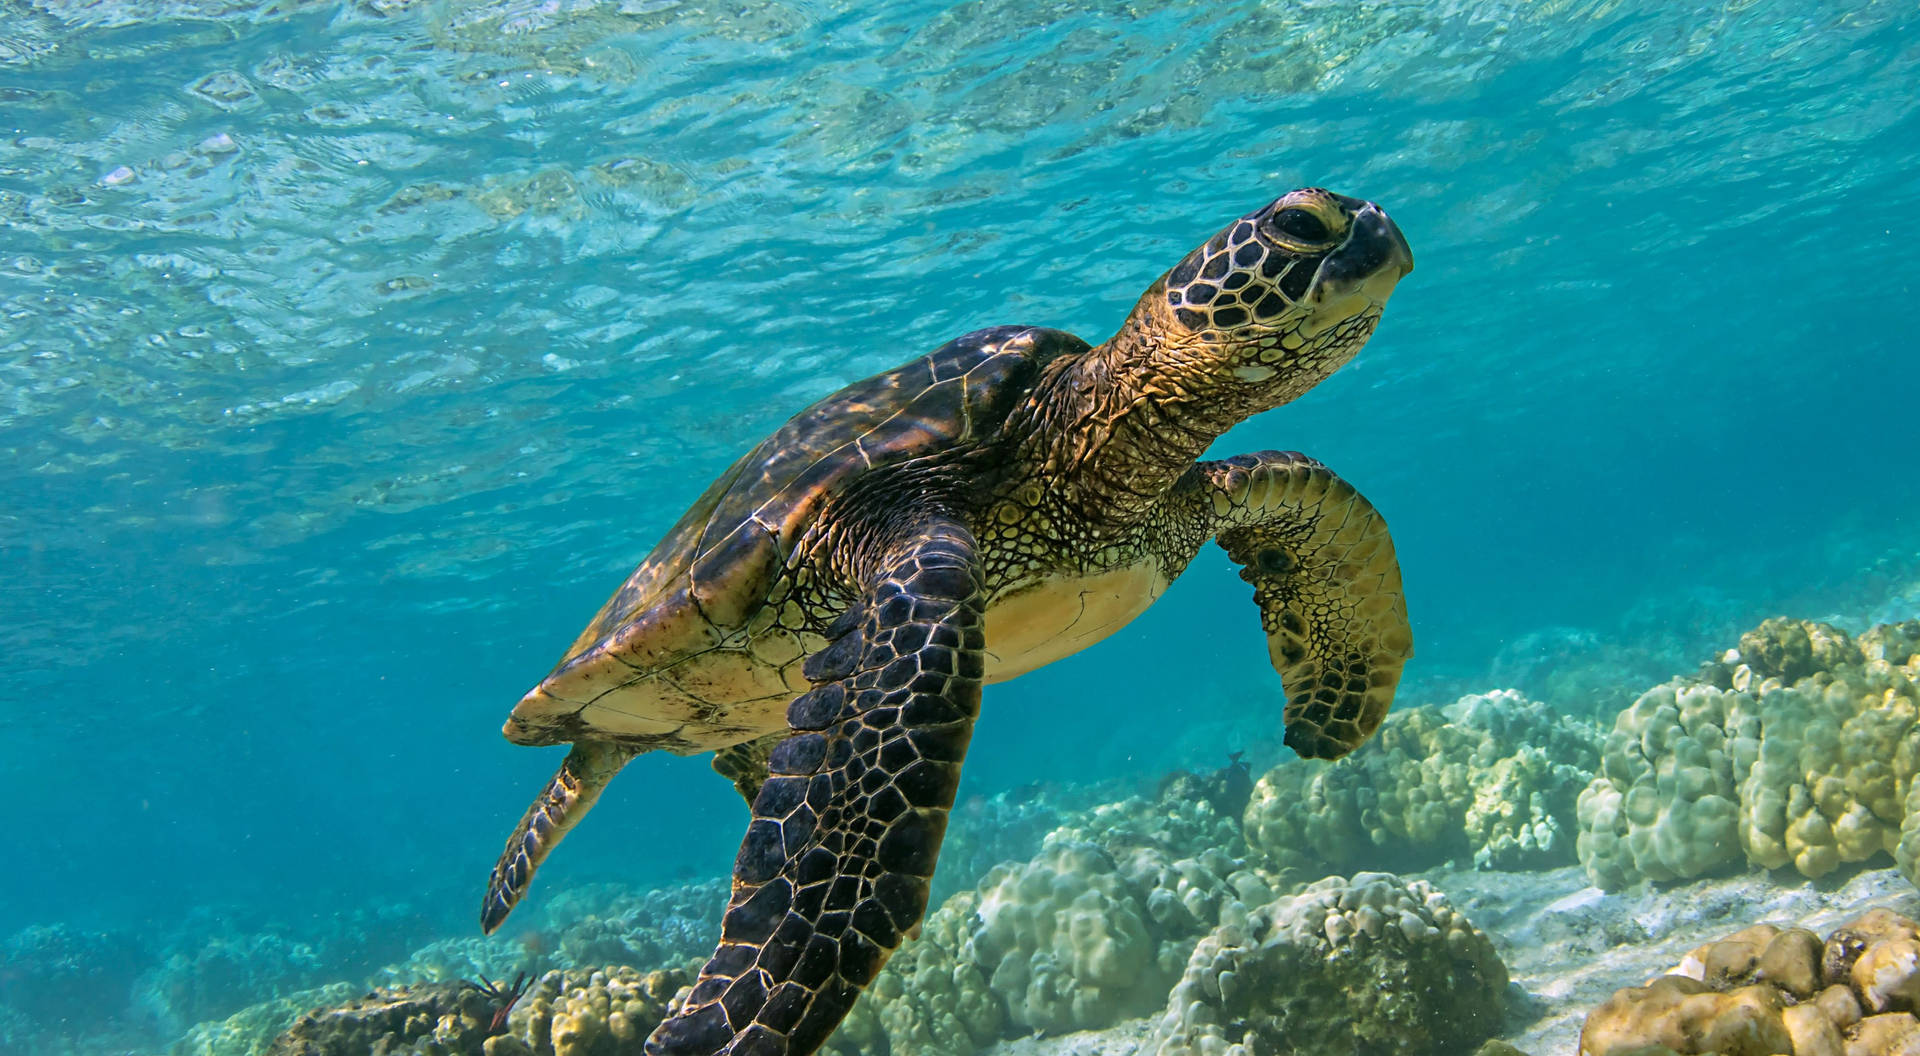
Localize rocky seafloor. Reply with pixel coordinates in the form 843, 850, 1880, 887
11, 615, 1920, 1056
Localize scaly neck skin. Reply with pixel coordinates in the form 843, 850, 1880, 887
1009, 288, 1262, 526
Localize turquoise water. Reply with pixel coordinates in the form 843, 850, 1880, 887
2, 0, 1917, 1052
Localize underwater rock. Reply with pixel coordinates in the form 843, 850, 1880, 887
1244, 689, 1602, 879
1576, 619, 1920, 891
265, 966, 686, 1056
264, 980, 502, 1056
1579, 908, 1920, 1056
1143, 871, 1508, 1056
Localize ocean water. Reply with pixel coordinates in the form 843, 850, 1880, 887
2, 0, 1918, 1053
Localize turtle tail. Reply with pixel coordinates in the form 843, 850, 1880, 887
482, 740, 634, 934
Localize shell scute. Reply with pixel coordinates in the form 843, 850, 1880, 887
504, 325, 1085, 750
690, 523, 782, 627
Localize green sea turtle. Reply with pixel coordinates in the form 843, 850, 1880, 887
481, 187, 1416, 1056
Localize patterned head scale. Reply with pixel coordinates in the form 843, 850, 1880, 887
1159, 188, 1413, 391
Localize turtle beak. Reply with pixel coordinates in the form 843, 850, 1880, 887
1303, 202, 1412, 332
1370, 204, 1413, 278
1326, 202, 1412, 294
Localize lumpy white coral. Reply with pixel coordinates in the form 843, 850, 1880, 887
964, 841, 1171, 1034
1575, 680, 1746, 888
1144, 871, 1507, 1056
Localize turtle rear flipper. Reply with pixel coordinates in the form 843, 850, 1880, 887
648, 518, 984, 1056
1197, 451, 1413, 760
481, 740, 634, 934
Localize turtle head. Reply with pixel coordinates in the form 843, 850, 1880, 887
1145, 188, 1413, 406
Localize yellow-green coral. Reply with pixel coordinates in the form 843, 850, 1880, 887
512, 968, 682, 1056
845, 894, 1002, 1056
1577, 619, 1920, 890
1144, 872, 1507, 1056
1732, 661, 1918, 879
1575, 680, 1745, 888
1246, 690, 1600, 878
965, 841, 1173, 1035
1466, 742, 1596, 870
1580, 976, 1795, 1056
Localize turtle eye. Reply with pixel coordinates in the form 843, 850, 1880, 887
1255, 547, 1297, 575
1268, 207, 1332, 244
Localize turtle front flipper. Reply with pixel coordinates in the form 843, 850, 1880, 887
648, 518, 985, 1056
481, 739, 635, 934
1189, 450, 1413, 760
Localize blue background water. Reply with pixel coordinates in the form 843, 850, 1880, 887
1, 0, 1916, 1042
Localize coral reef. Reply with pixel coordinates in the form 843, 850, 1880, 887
822, 790, 1272, 1054
1487, 625, 1683, 724
136, 903, 438, 1035
1579, 908, 1920, 1055
65, 615, 1920, 1056
1155, 752, 1257, 824
544, 879, 726, 975
1052, 792, 1248, 874
1144, 871, 1509, 1056
965, 840, 1181, 1035
489, 966, 683, 1056
170, 983, 358, 1056
262, 966, 686, 1056
828, 894, 1003, 1056
969, 792, 1278, 1038
1577, 619, 1920, 890
0, 921, 150, 1024
265, 980, 502, 1056
1244, 690, 1602, 879
380, 937, 535, 988
139, 931, 337, 1035
934, 783, 1097, 904
1574, 679, 1747, 889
